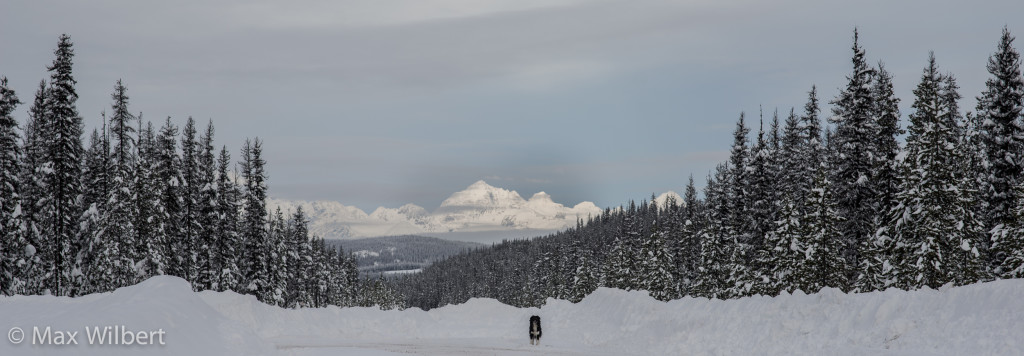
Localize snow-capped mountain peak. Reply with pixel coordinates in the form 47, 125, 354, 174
529, 191, 554, 203
654, 191, 683, 209
438, 180, 526, 210
269, 180, 604, 241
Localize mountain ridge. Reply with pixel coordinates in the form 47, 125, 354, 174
269, 180, 609, 240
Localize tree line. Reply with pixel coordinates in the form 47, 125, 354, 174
397, 28, 1024, 309
0, 35, 403, 309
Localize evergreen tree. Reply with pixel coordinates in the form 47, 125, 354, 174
0, 77, 23, 295
675, 175, 701, 294
566, 234, 598, 302
156, 118, 183, 279
787, 165, 846, 293
1002, 181, 1024, 278
99, 81, 138, 287
601, 206, 640, 290
18, 80, 50, 295
888, 55, 982, 289
180, 117, 201, 287
871, 62, 903, 225
692, 165, 732, 299
635, 223, 676, 301
766, 199, 802, 294
978, 28, 1024, 276
196, 121, 218, 290
134, 120, 166, 280
242, 138, 269, 298
79, 127, 114, 292
45, 34, 85, 296
747, 118, 775, 247
267, 207, 288, 305
214, 146, 241, 291
829, 29, 878, 285
285, 206, 312, 307
779, 108, 804, 206
728, 114, 750, 243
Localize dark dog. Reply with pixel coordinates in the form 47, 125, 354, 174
529, 315, 542, 345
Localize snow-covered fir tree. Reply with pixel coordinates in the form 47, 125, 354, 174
18, 80, 52, 296
44, 34, 85, 296
213, 146, 241, 292
0, 77, 23, 296
156, 118, 184, 279
635, 223, 677, 301
179, 118, 202, 287
795, 165, 847, 293
829, 29, 880, 286
887, 54, 984, 289
196, 121, 218, 291
979, 28, 1024, 277
242, 138, 270, 298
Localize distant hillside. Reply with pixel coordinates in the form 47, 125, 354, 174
329, 235, 484, 274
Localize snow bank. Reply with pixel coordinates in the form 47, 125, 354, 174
0, 276, 275, 356
3, 276, 1023, 355
200, 280, 1024, 355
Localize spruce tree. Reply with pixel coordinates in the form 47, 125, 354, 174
242, 138, 269, 298
675, 175, 701, 294
747, 118, 775, 247
45, 34, 85, 296
156, 118, 183, 279
134, 120, 166, 279
728, 114, 750, 244
829, 29, 878, 285
779, 108, 804, 206
766, 199, 802, 294
100, 81, 138, 286
0, 77, 23, 295
214, 146, 241, 291
196, 121, 218, 290
796, 165, 846, 293
285, 206, 312, 307
635, 223, 677, 301
79, 128, 114, 292
180, 117, 201, 287
888, 55, 982, 289
692, 165, 732, 299
18, 81, 50, 295
978, 28, 1024, 276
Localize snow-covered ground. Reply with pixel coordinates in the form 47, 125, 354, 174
2, 276, 1023, 355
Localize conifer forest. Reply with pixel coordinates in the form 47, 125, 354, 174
0, 35, 403, 309
396, 28, 1024, 310
4, 28, 1024, 313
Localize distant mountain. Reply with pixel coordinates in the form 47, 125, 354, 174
328, 235, 484, 274
269, 180, 605, 240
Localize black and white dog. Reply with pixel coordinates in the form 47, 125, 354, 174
529, 315, 542, 345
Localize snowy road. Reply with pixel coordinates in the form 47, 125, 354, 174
3, 276, 1024, 356
277, 339, 606, 356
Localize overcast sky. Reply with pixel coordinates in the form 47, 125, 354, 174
2, 0, 1024, 210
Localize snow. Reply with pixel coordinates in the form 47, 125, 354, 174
353, 250, 380, 258
654, 191, 682, 209
268, 181, 604, 241
4, 276, 1024, 355
382, 269, 422, 275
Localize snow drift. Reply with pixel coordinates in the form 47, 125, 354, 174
0, 277, 275, 356
3, 276, 1023, 355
